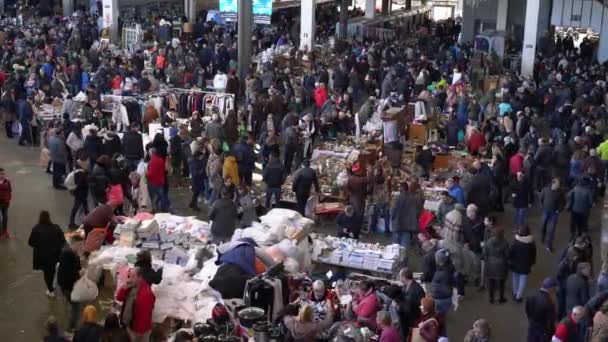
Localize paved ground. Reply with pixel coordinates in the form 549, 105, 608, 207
0, 134, 602, 341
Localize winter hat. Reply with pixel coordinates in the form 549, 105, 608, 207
542, 277, 557, 289
435, 248, 449, 266
82, 305, 97, 323
421, 297, 435, 312
445, 209, 462, 226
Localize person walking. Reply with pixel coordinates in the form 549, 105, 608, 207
188, 150, 206, 211
57, 235, 83, 332
525, 278, 558, 342
511, 171, 533, 227
262, 152, 286, 209
116, 267, 156, 342
47, 127, 69, 190
73, 305, 103, 342
99, 313, 130, 342
292, 159, 320, 215
122, 122, 145, 172
391, 182, 423, 248
208, 187, 238, 244
565, 262, 591, 313
483, 227, 510, 304
508, 226, 537, 302
552, 306, 586, 342
68, 158, 89, 230
146, 148, 170, 212
464, 318, 491, 342
28, 211, 66, 298
566, 177, 594, 240
539, 178, 565, 252
0, 167, 12, 238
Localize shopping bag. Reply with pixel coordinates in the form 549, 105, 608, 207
71, 272, 99, 302
84, 227, 108, 253
40, 148, 50, 166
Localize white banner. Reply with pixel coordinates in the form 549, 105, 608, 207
102, 0, 113, 28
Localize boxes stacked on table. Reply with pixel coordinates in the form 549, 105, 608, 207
311, 234, 402, 273
114, 214, 211, 266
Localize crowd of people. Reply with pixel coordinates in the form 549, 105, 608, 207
1, 2, 608, 342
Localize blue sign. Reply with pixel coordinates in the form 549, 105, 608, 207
219, 0, 238, 13
219, 0, 271, 24
253, 0, 271, 16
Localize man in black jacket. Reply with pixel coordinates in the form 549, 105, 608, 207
512, 171, 533, 227
525, 278, 558, 342
539, 178, 565, 252
292, 159, 320, 215
262, 153, 286, 209
395, 268, 426, 337
57, 235, 83, 332
122, 122, 144, 172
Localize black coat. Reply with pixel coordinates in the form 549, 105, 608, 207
420, 247, 437, 283
57, 247, 81, 293
28, 223, 66, 270
121, 130, 144, 160
73, 322, 103, 342
102, 135, 123, 157
397, 281, 426, 329
430, 263, 455, 299
508, 234, 536, 274
209, 198, 238, 240
483, 237, 510, 280
262, 159, 286, 188
525, 289, 556, 336
292, 167, 319, 196
511, 178, 533, 209
565, 273, 590, 313
466, 171, 492, 215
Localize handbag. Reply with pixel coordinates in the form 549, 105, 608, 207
411, 317, 438, 342
71, 271, 99, 302
84, 226, 108, 253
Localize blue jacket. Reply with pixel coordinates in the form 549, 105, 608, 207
80, 72, 90, 91
16, 99, 33, 122
232, 141, 256, 172
448, 184, 465, 204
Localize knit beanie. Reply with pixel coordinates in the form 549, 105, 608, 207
82, 305, 97, 323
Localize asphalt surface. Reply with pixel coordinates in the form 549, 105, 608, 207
0, 134, 601, 341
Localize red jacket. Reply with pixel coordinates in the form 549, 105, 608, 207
314, 87, 328, 108
0, 179, 11, 204
467, 131, 486, 155
146, 155, 166, 187
509, 153, 524, 176
111, 75, 122, 90
116, 279, 155, 334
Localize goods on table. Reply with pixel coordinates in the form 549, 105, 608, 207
311, 234, 403, 274
114, 213, 211, 266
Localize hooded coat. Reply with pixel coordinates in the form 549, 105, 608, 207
509, 234, 537, 274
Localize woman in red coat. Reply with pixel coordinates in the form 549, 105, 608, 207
146, 149, 170, 212
116, 267, 156, 341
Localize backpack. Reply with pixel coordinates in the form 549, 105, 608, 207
64, 169, 83, 190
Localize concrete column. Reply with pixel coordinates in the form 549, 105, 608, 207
496, 0, 508, 31
184, 0, 196, 22
365, 0, 375, 19
381, 0, 389, 15
63, 0, 74, 16
300, 0, 316, 50
599, 21, 608, 63
237, 0, 253, 81
102, 0, 119, 42
521, 0, 540, 77
338, 0, 348, 39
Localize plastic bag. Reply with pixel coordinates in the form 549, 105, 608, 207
71, 272, 99, 302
